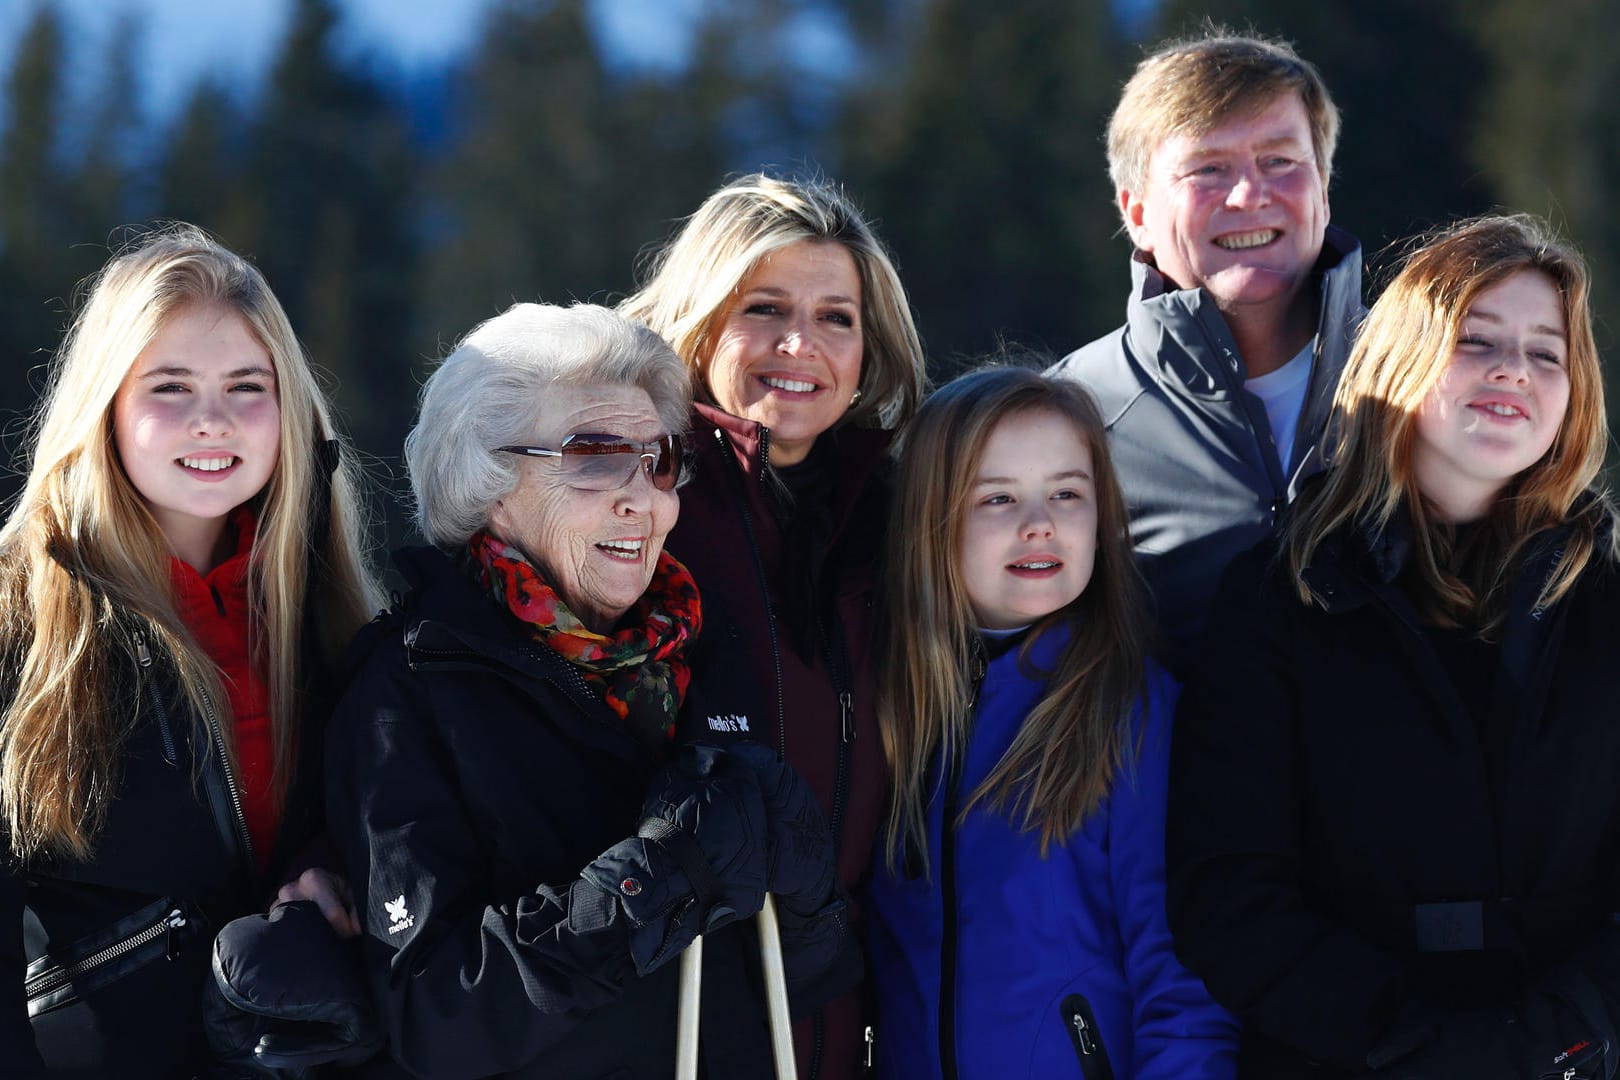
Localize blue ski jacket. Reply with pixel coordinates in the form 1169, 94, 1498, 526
866, 624, 1237, 1079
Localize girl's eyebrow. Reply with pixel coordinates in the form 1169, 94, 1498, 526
1465, 309, 1566, 339
975, 468, 1092, 485
138, 365, 276, 380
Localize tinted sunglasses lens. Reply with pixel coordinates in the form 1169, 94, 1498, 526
650, 436, 682, 491
557, 436, 630, 490
559, 435, 681, 491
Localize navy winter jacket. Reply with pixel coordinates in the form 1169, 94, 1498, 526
865, 624, 1237, 1079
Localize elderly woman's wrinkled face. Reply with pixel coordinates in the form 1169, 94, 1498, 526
491, 383, 680, 633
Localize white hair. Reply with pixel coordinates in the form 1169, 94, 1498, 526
406, 302, 691, 547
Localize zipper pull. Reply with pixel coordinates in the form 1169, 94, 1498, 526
133, 631, 178, 766
164, 908, 187, 961
864, 1024, 874, 1069
839, 691, 854, 743
1071, 1009, 1095, 1055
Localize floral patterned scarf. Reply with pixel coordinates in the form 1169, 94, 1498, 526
466, 529, 701, 749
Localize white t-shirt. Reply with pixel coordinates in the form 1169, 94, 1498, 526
1245, 342, 1314, 475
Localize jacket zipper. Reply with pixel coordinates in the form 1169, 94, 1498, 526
23, 908, 188, 1002
1060, 993, 1116, 1080
200, 685, 254, 871
134, 629, 253, 869
822, 612, 856, 860
729, 419, 857, 1080
132, 631, 177, 766
938, 647, 987, 1080
408, 640, 608, 727
937, 747, 963, 1080
525, 645, 605, 716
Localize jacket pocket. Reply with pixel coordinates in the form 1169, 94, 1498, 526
24, 895, 202, 1017
1537, 1037, 1608, 1080
1060, 993, 1117, 1080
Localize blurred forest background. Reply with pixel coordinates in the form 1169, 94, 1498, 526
2, 0, 1616, 548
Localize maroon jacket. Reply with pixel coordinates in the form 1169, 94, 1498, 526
669, 403, 890, 1080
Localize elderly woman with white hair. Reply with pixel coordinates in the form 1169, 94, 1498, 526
325, 302, 848, 1078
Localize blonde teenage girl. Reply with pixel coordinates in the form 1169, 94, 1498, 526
0, 225, 377, 1076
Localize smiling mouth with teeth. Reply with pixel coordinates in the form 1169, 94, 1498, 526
1478, 403, 1527, 419
180, 456, 237, 472
598, 540, 645, 559
1213, 230, 1280, 250
1012, 560, 1059, 570
760, 375, 818, 393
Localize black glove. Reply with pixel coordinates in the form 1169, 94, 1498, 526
727, 740, 838, 916
581, 744, 767, 974
203, 900, 383, 1077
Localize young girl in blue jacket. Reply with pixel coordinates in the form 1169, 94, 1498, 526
866, 366, 1236, 1079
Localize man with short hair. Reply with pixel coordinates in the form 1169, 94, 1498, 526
1049, 32, 1362, 668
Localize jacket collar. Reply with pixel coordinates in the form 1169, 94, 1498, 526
691, 401, 893, 542
1123, 223, 1363, 400
169, 505, 256, 626
1299, 501, 1590, 623
693, 401, 892, 481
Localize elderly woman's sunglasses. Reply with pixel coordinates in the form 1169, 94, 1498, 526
495, 432, 685, 492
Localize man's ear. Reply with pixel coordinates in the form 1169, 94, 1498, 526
1120, 187, 1153, 252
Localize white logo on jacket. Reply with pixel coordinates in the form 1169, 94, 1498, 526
386, 894, 415, 934
707, 714, 750, 733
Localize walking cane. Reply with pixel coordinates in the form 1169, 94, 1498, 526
676, 894, 798, 1080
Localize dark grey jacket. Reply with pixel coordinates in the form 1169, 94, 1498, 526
1047, 225, 1363, 669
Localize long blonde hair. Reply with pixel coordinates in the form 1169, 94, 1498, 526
879, 367, 1149, 871
619, 173, 927, 432
0, 224, 379, 860
1286, 214, 1611, 629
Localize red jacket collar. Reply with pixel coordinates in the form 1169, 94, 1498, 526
692, 401, 892, 483
169, 506, 256, 616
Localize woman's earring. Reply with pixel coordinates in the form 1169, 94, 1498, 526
849, 389, 864, 408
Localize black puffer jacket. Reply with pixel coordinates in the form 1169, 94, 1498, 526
1168, 509, 1620, 1079
325, 546, 851, 1079
1, 629, 327, 1079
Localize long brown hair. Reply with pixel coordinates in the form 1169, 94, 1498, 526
0, 225, 379, 860
1286, 214, 1611, 630
879, 366, 1149, 872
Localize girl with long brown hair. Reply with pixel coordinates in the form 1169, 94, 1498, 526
866, 365, 1236, 1079
1168, 215, 1620, 1079
0, 225, 377, 1075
